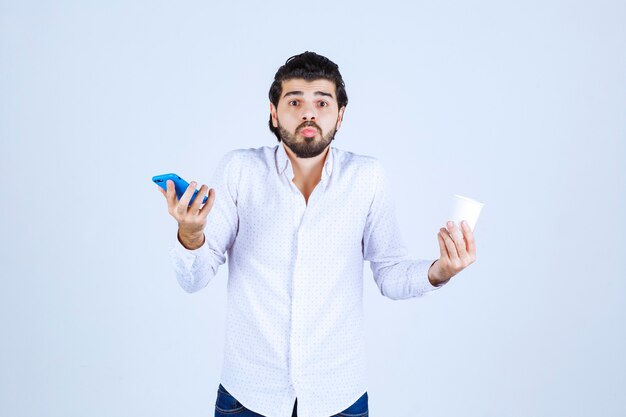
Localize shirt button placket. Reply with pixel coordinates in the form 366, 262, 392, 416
289, 187, 306, 390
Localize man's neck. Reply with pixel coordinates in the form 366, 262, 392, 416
282, 143, 329, 185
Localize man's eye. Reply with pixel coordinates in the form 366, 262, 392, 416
319, 101, 328, 107
289, 100, 298, 106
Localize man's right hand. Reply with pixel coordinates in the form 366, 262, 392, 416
157, 179, 216, 250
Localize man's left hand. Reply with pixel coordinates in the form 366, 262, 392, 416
428, 220, 477, 286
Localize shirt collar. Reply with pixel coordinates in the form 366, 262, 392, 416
275, 143, 334, 180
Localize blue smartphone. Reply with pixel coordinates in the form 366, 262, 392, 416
152, 173, 208, 206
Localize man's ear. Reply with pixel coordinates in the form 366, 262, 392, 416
270, 102, 278, 128
336, 106, 346, 131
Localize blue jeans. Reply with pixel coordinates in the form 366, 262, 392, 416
214, 383, 369, 417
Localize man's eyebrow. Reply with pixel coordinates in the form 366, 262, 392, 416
282, 91, 335, 99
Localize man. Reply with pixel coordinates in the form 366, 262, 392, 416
157, 51, 476, 417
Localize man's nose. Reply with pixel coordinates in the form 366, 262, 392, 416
300, 103, 316, 121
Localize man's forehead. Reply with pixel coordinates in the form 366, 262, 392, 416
280, 78, 337, 97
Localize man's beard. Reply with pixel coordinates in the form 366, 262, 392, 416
278, 120, 337, 158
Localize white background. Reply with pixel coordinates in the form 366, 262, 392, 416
1, 1, 624, 416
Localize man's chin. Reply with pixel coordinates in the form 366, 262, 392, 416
284, 142, 328, 159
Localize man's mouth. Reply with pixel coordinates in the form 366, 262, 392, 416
300, 127, 318, 137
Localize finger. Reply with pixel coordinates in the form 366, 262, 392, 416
447, 221, 468, 258
157, 185, 166, 197
446, 220, 464, 242
199, 188, 216, 218
189, 184, 208, 213
462, 220, 477, 259
440, 227, 460, 260
177, 181, 197, 213
165, 180, 178, 209
437, 231, 449, 260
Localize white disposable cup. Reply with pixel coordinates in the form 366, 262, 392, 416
448, 194, 484, 233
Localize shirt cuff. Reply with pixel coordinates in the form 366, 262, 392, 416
413, 258, 447, 295
169, 232, 210, 271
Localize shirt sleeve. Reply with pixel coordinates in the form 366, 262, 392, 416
362, 160, 446, 300
169, 150, 240, 293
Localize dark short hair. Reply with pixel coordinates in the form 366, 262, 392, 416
268, 51, 348, 142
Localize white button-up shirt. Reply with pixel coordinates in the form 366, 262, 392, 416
169, 143, 445, 417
